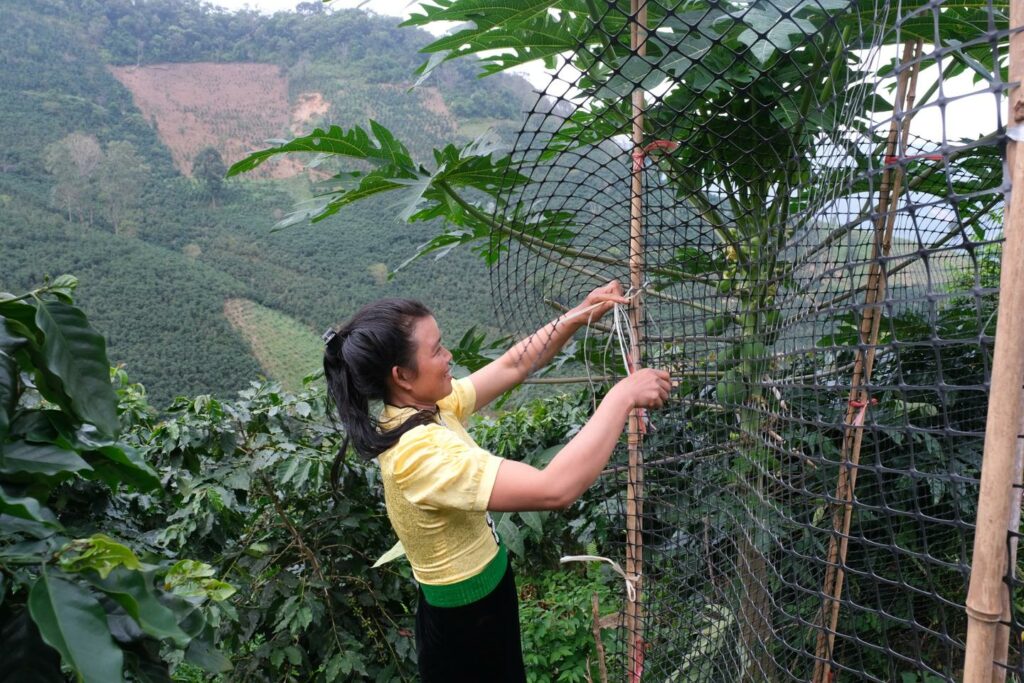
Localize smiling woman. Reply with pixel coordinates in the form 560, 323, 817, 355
320, 284, 669, 681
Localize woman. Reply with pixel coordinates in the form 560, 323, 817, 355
323, 281, 670, 681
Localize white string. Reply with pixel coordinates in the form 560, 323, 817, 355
567, 284, 648, 414
560, 554, 639, 603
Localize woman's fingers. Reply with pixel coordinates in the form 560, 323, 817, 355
581, 280, 628, 318
620, 368, 671, 409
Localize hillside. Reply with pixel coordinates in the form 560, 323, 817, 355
0, 0, 534, 406
109, 62, 305, 178
224, 297, 323, 392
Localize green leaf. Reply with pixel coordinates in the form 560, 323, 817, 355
519, 510, 544, 536
0, 315, 26, 444
496, 515, 524, 556
0, 513, 58, 539
46, 275, 79, 304
0, 440, 92, 477
57, 534, 143, 579
32, 299, 119, 437
404, 0, 589, 77
162, 560, 236, 602
227, 123, 416, 177
27, 570, 124, 683
84, 444, 161, 492
84, 568, 191, 648
0, 486, 59, 526
184, 637, 232, 674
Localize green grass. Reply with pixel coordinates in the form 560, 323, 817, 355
224, 298, 323, 391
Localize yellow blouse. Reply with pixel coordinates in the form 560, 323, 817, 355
377, 378, 503, 585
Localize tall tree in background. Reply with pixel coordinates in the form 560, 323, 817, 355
44, 132, 102, 226
98, 140, 149, 237
192, 146, 227, 208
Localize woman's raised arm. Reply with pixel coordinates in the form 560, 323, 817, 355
469, 281, 627, 410
486, 368, 670, 511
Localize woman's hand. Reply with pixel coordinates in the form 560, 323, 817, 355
487, 366, 672, 512
569, 281, 628, 326
610, 368, 672, 410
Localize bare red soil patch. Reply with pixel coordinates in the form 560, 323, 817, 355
110, 62, 316, 178
291, 91, 330, 133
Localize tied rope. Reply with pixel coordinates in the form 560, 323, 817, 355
562, 284, 654, 432
558, 283, 650, 649
559, 554, 639, 603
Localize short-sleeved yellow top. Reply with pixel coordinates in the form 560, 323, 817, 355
378, 378, 504, 586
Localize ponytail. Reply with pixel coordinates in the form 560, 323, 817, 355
323, 299, 437, 492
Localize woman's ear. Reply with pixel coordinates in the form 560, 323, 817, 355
391, 364, 414, 392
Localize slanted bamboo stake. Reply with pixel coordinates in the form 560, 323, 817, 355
812, 39, 923, 683
626, 1, 648, 681
964, 0, 1024, 675
991, 407, 1024, 683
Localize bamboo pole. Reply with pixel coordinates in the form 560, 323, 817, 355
991, 406, 1024, 683
812, 39, 923, 683
626, 1, 648, 681
963, 0, 1024, 674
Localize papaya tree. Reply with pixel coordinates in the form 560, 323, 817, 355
228, 0, 1006, 677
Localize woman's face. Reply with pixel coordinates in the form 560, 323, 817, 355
402, 315, 453, 405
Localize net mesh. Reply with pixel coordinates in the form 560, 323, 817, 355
489, 0, 1012, 680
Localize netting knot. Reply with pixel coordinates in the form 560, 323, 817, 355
848, 397, 878, 427
632, 139, 680, 172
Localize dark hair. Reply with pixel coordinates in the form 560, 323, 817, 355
324, 298, 437, 490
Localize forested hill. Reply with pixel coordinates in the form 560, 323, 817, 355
0, 0, 535, 406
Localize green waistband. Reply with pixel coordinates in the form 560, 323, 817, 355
419, 544, 508, 608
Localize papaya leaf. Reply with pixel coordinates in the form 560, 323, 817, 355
27, 570, 124, 683
32, 299, 119, 438
226, 122, 416, 177
404, 0, 589, 77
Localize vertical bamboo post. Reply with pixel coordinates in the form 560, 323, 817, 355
963, 0, 1024, 676
626, 0, 648, 681
812, 39, 922, 683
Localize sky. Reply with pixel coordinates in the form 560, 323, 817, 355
210, 0, 1002, 140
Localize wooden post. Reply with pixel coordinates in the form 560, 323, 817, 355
626, 0, 648, 681
963, 0, 1024, 674
812, 39, 922, 683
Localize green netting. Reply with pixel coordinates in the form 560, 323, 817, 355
490, 1, 1012, 679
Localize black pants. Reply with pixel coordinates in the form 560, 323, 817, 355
414, 561, 527, 682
